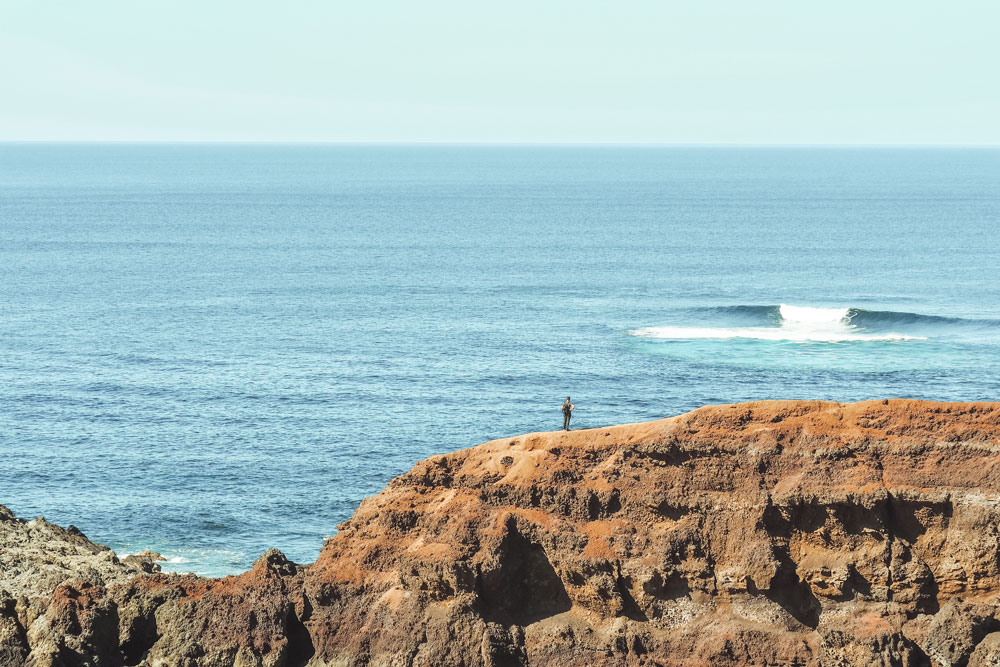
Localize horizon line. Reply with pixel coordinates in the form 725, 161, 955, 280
2, 139, 999, 148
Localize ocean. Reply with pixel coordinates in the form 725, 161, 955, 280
2, 144, 998, 576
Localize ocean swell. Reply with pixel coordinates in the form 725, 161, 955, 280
629, 304, 928, 342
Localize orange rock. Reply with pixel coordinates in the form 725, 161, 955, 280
5, 399, 1000, 665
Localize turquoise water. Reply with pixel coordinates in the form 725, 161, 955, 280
2, 144, 998, 576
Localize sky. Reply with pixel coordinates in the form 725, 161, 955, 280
1, 1, 998, 144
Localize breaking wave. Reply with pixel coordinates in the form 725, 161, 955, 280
629, 304, 941, 342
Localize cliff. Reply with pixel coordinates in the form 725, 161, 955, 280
4, 400, 1000, 666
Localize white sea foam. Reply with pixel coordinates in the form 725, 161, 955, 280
777, 304, 850, 325
148, 549, 252, 577
629, 304, 925, 342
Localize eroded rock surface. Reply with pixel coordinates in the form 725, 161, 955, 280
4, 399, 1000, 666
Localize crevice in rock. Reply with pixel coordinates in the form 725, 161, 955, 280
653, 501, 688, 521
845, 566, 873, 600
284, 606, 315, 667
480, 623, 527, 667
830, 501, 886, 536
760, 502, 791, 538
909, 643, 932, 667
641, 569, 690, 601
120, 612, 160, 666
633, 442, 690, 466
765, 550, 821, 629
885, 496, 952, 545
614, 573, 648, 622
0, 598, 29, 666
587, 490, 622, 520
477, 520, 572, 626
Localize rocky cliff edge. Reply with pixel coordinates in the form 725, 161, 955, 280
4, 399, 1000, 666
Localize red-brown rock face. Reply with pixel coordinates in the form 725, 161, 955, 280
4, 400, 1000, 666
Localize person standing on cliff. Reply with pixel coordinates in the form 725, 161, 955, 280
562, 397, 575, 431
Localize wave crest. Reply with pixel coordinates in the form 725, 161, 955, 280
779, 304, 850, 325
629, 303, 927, 342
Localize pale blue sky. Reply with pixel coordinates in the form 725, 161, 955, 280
1, 1, 997, 143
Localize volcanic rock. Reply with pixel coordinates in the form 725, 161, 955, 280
4, 399, 1000, 666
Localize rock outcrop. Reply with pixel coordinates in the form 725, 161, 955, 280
4, 399, 1000, 666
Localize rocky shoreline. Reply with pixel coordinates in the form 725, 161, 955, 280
4, 399, 1000, 666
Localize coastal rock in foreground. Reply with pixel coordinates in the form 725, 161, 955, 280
0, 506, 160, 665
4, 400, 1000, 666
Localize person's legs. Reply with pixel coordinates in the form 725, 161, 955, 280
563, 413, 570, 430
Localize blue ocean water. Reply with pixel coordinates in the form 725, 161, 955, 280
1, 144, 998, 576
